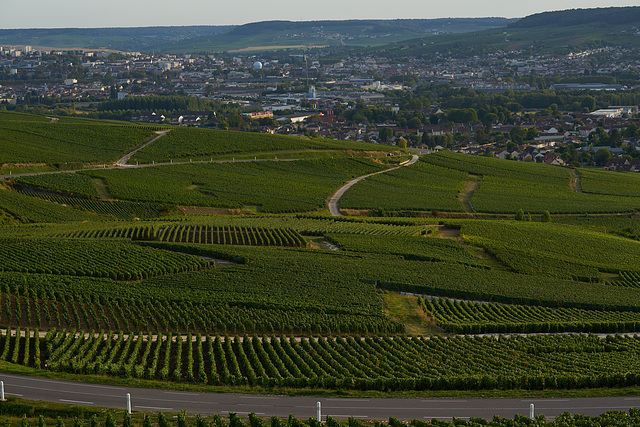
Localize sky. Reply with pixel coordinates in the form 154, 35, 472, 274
1, 0, 639, 29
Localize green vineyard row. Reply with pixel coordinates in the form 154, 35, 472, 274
52, 225, 307, 247
419, 297, 640, 334
16, 190, 165, 220
5, 329, 640, 392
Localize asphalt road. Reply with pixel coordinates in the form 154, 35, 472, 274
2, 373, 639, 421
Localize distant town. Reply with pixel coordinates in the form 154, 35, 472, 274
1, 43, 640, 170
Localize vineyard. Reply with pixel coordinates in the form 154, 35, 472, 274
14, 173, 101, 198
82, 159, 387, 213
455, 219, 640, 275
0, 238, 212, 279
421, 152, 640, 214
15, 190, 167, 220
129, 127, 396, 163
339, 159, 467, 212
419, 296, 640, 334
50, 217, 426, 240
0, 188, 100, 223
324, 233, 487, 267
6, 329, 640, 392
0, 112, 158, 164
3, 112, 640, 398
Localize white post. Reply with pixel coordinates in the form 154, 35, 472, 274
126, 393, 131, 414
1, 381, 5, 401
529, 403, 534, 419
317, 401, 321, 421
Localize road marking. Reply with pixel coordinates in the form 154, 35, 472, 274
329, 415, 368, 418
423, 417, 470, 420
522, 399, 570, 402
3, 375, 126, 390
238, 396, 280, 399
163, 391, 200, 396
5, 383, 123, 398
421, 399, 467, 403
135, 406, 174, 411
60, 399, 94, 405
6, 393, 23, 397
327, 399, 370, 402
235, 404, 272, 407
220, 412, 265, 415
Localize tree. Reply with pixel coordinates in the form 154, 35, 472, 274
379, 127, 394, 143
541, 211, 551, 222
407, 117, 423, 129
594, 148, 613, 166
397, 137, 407, 149
515, 209, 525, 221
509, 126, 527, 144
609, 129, 623, 148
581, 95, 596, 112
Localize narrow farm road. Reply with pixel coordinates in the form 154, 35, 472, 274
1, 372, 638, 421
570, 169, 583, 193
0, 158, 303, 180
458, 175, 482, 214
115, 130, 171, 167
327, 155, 419, 216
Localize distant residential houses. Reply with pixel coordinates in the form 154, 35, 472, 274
604, 158, 640, 172
130, 111, 208, 125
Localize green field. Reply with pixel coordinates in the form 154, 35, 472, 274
339, 159, 467, 212
3, 113, 640, 396
422, 152, 640, 214
0, 112, 159, 165
129, 127, 396, 163
7, 329, 640, 392
82, 159, 386, 213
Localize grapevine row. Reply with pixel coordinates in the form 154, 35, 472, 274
8, 329, 640, 392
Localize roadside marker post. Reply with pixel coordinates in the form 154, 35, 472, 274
126, 393, 131, 414
530, 403, 534, 419
1, 381, 5, 401
317, 401, 321, 421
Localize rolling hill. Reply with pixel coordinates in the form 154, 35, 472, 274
373, 6, 640, 58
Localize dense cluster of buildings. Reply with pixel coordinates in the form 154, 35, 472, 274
1, 44, 640, 166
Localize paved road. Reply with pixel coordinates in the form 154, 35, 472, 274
2, 373, 638, 420
327, 155, 420, 216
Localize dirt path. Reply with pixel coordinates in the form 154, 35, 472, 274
381, 292, 443, 335
569, 169, 582, 193
458, 174, 481, 213
115, 130, 171, 166
91, 177, 112, 200
327, 155, 419, 216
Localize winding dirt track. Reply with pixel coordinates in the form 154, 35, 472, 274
327, 155, 419, 216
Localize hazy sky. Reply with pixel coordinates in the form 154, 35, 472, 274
1, 0, 638, 28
